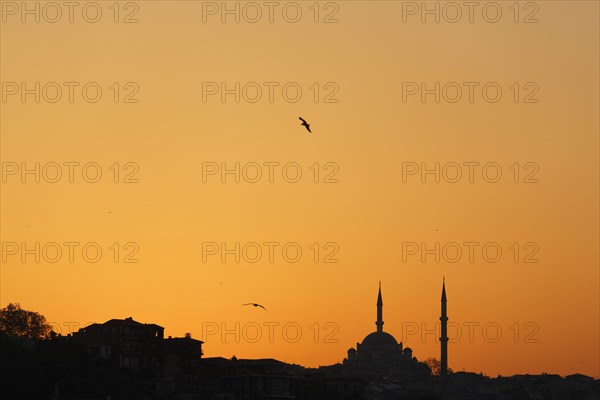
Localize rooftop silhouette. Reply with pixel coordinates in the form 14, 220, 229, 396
0, 281, 597, 400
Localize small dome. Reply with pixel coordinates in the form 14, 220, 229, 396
361, 331, 398, 347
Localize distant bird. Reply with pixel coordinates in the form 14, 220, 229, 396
243, 303, 267, 311
108, 211, 112, 214
299, 117, 311, 133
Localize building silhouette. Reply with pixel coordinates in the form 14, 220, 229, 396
343, 282, 418, 370
161, 333, 204, 393
73, 317, 164, 375
3, 280, 598, 399
219, 358, 302, 399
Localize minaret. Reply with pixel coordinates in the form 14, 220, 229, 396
440, 277, 448, 376
376, 281, 384, 332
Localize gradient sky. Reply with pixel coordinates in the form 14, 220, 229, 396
1, 0, 598, 378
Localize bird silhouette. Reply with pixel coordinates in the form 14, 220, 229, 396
242, 303, 267, 311
299, 117, 311, 133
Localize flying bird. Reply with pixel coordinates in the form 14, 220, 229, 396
242, 303, 267, 311
299, 117, 311, 133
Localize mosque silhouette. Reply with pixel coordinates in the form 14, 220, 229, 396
344, 280, 449, 376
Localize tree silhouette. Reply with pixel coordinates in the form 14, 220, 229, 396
424, 358, 453, 376
424, 358, 441, 375
0, 303, 53, 340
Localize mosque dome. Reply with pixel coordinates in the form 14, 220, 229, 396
361, 331, 398, 347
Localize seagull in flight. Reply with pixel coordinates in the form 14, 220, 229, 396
299, 117, 311, 133
242, 303, 267, 311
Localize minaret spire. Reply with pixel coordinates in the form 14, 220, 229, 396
440, 277, 448, 376
441, 276, 447, 301
376, 281, 384, 332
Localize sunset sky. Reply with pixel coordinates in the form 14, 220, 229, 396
1, 0, 598, 378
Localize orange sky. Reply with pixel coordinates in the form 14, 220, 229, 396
1, 0, 598, 378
